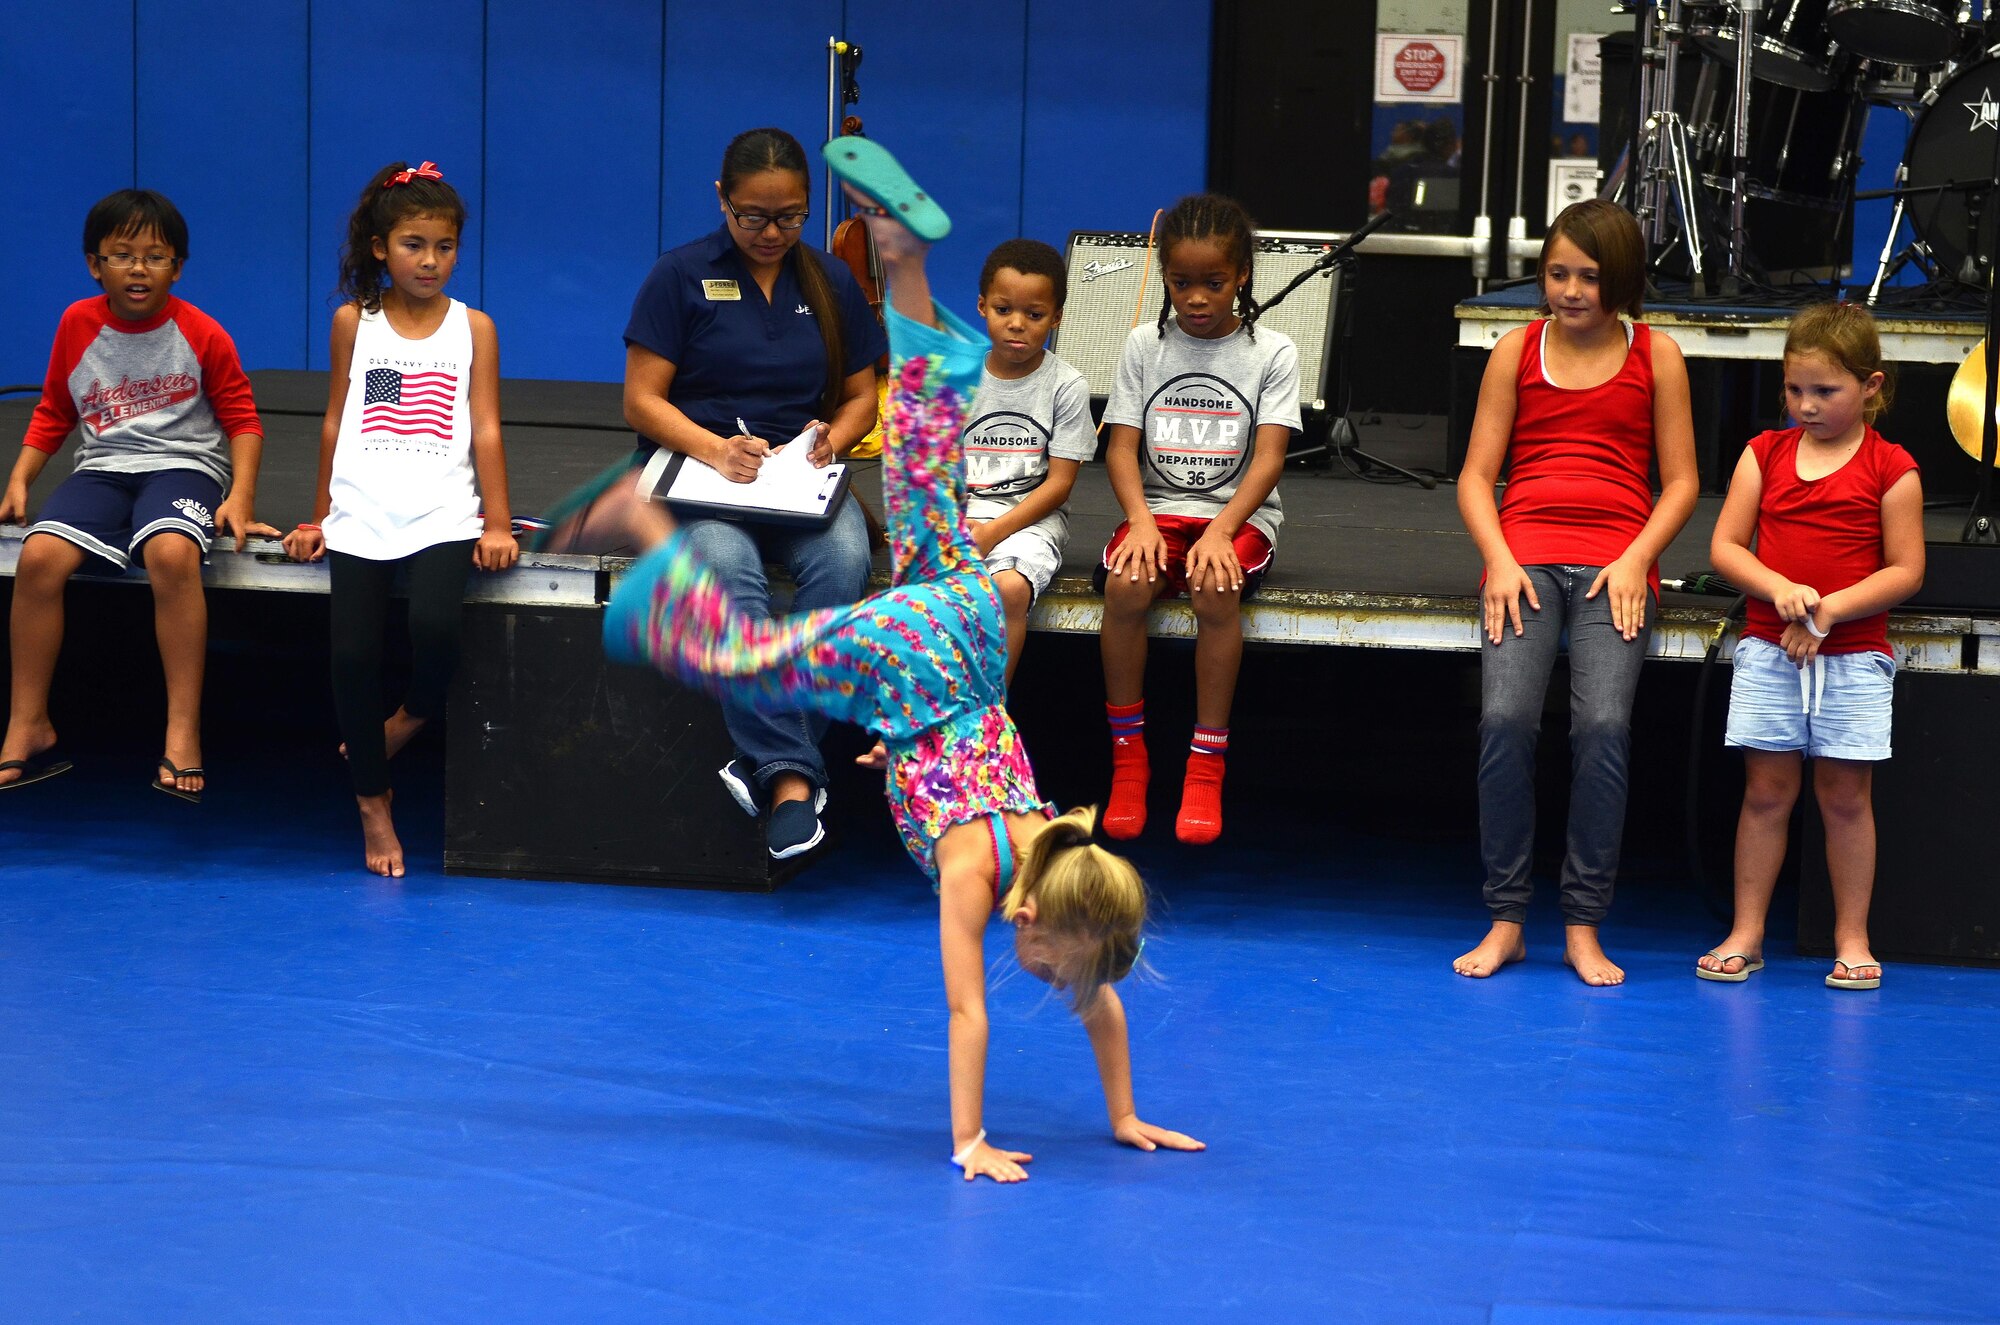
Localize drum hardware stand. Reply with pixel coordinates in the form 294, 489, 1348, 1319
1723, 0, 1763, 295
1970, 115, 2000, 541
1629, 1, 1715, 293
1874, 151, 2000, 537
1862, 165, 1938, 302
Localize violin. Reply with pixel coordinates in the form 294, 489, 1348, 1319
831, 113, 890, 370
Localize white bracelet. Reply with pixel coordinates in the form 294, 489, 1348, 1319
950, 1129, 986, 1168
1803, 614, 1828, 639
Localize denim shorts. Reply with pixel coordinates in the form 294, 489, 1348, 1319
1724, 635, 1895, 761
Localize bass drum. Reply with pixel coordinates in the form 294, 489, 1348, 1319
1689, 0, 1840, 91
1827, 0, 1957, 68
1698, 81, 1865, 211
1905, 47, 2000, 281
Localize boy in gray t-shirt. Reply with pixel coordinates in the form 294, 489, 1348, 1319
962, 240, 1096, 681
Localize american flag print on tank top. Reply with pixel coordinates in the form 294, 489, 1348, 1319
322, 299, 483, 561
361, 368, 458, 442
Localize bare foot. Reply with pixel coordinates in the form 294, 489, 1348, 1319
357, 793, 405, 878
1453, 921, 1527, 977
159, 730, 205, 797
339, 708, 428, 762
547, 469, 676, 554
0, 720, 58, 786
1564, 925, 1625, 986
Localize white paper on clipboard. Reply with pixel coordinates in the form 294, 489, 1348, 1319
638, 425, 846, 518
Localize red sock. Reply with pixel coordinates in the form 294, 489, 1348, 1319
1177, 727, 1228, 845
1104, 701, 1149, 839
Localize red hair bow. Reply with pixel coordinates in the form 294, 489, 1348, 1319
385, 161, 444, 187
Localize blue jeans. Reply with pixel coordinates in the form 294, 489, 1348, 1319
1478, 564, 1652, 926
675, 497, 872, 792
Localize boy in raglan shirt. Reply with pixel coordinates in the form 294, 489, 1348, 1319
0, 190, 268, 800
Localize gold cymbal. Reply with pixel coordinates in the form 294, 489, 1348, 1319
1949, 339, 2000, 466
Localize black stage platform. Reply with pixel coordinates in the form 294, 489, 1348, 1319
4, 368, 1988, 605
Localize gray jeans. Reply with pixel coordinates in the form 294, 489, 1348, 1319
1478, 564, 1652, 926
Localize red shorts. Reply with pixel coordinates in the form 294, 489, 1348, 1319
1095, 514, 1274, 600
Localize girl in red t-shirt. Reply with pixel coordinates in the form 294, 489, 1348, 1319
1455, 200, 1699, 986
1699, 303, 1924, 991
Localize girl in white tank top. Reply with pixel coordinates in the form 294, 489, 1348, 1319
284, 160, 518, 881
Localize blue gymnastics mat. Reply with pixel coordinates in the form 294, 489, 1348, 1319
2, 761, 1996, 1324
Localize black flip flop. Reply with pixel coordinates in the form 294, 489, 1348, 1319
0, 747, 72, 791
155, 757, 203, 804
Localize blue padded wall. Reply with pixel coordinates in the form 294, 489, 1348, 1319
483, 0, 663, 383
307, 0, 486, 369
4, 1, 1210, 384
0, 1, 136, 383
658, 5, 841, 260
1022, 2, 1211, 247
136, 0, 309, 373
841, 1, 1029, 323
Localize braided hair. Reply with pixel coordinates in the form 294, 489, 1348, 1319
1155, 193, 1260, 340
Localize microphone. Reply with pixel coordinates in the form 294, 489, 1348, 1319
1260, 212, 1398, 316
1328, 207, 1398, 261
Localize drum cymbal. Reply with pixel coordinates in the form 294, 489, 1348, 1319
1947, 340, 2000, 465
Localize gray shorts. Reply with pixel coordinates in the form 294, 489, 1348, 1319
982, 523, 1065, 601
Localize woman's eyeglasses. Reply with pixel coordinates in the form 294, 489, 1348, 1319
723, 199, 810, 232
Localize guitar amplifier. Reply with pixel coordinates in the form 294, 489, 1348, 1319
1051, 231, 1347, 412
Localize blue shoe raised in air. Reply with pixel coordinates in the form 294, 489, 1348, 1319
821, 137, 951, 241
766, 788, 829, 860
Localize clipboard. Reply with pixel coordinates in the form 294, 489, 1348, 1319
636, 430, 852, 528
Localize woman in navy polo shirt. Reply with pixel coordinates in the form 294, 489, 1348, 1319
623, 127, 888, 860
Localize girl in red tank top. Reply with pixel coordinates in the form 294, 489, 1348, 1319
1698, 303, 1924, 992
1454, 200, 1700, 987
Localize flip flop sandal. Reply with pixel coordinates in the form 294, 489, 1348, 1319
155, 757, 203, 804
821, 138, 951, 242
0, 746, 72, 791
1826, 959, 1882, 990
532, 457, 645, 553
1695, 951, 1765, 982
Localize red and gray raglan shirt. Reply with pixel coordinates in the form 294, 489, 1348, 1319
22, 296, 262, 488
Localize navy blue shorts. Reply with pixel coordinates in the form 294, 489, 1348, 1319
28, 467, 222, 574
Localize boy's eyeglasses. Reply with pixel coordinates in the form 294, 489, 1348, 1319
722, 199, 810, 232
96, 253, 178, 271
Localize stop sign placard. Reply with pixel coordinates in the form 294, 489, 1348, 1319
1394, 41, 1446, 94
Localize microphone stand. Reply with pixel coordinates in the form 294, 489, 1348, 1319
1259, 211, 1438, 488
1977, 89, 2000, 544
1852, 170, 2000, 542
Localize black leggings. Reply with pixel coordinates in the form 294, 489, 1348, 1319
328, 542, 474, 797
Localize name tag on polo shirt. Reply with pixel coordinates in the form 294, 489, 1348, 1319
702, 279, 741, 301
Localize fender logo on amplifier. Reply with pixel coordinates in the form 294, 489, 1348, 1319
1081, 258, 1136, 283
